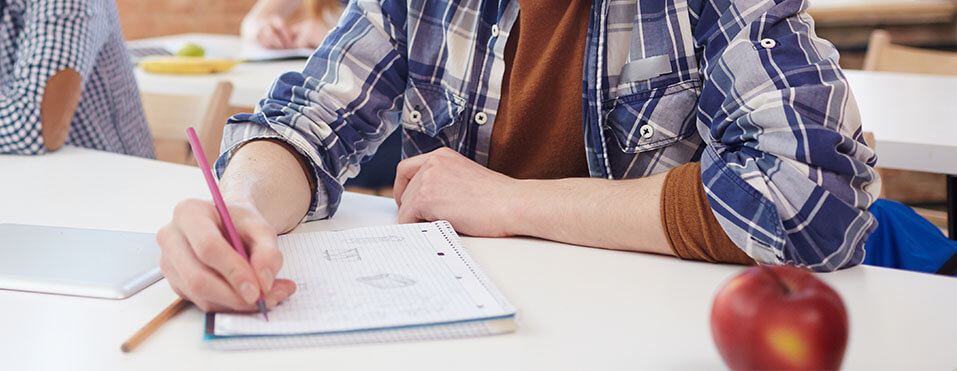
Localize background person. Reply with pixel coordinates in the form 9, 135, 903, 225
240, 0, 342, 49
0, 0, 153, 157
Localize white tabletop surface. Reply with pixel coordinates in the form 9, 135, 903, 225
1, 146, 956, 370
845, 70, 957, 175
129, 34, 306, 108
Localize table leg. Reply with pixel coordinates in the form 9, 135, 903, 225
949, 175, 956, 241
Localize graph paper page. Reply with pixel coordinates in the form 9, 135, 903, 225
213, 221, 514, 336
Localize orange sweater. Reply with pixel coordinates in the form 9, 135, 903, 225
486, 0, 591, 179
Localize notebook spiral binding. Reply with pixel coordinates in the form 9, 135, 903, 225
433, 221, 516, 313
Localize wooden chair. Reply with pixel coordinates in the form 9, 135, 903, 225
141, 81, 234, 168
864, 30, 957, 74
863, 131, 948, 230
863, 29, 956, 231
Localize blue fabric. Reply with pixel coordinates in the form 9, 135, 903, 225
343, 130, 400, 188
864, 199, 957, 275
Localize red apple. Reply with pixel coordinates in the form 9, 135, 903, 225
711, 265, 849, 370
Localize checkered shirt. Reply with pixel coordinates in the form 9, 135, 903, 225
218, 0, 881, 271
0, 0, 153, 157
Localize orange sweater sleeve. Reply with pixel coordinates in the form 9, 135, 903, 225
660, 162, 755, 265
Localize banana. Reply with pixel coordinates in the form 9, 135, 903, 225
140, 56, 238, 75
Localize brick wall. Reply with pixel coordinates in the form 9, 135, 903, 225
116, 0, 258, 40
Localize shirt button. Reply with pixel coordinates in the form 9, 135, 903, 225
474, 111, 488, 125
491, 24, 500, 38
409, 110, 422, 123
760, 38, 776, 49
639, 124, 654, 139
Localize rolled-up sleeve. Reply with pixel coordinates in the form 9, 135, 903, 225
692, 0, 881, 271
215, 0, 409, 221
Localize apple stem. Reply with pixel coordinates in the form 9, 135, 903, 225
760, 265, 790, 295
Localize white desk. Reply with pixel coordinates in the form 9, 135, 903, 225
845, 69, 957, 236
128, 34, 307, 108
1, 147, 956, 370
846, 70, 957, 176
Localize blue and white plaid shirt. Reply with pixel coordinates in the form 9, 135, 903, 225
0, 0, 153, 157
219, 0, 881, 271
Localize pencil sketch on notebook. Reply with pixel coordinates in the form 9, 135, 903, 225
357, 273, 416, 289
323, 248, 361, 262
212, 222, 513, 337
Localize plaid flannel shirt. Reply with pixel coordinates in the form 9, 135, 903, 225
218, 0, 881, 271
0, 0, 153, 157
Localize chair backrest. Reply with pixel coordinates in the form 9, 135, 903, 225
863, 30, 957, 75
140, 81, 234, 168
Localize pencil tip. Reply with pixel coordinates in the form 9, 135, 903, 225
257, 301, 269, 321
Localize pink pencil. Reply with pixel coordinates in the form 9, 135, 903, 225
185, 127, 269, 321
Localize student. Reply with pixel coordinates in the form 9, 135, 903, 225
0, 0, 153, 157
241, 0, 342, 50
157, 0, 880, 312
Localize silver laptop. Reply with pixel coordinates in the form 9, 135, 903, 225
0, 224, 163, 299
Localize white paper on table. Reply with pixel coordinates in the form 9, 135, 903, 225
211, 221, 516, 337
237, 42, 315, 62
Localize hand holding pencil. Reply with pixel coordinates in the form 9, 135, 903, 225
124, 128, 298, 351
154, 129, 296, 313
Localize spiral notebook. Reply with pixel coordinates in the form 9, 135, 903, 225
204, 221, 517, 350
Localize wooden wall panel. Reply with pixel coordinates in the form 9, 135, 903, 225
116, 0, 258, 40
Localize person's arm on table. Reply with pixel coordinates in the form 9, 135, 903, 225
159, 1, 407, 312
394, 0, 881, 271
391, 148, 749, 261
242, 0, 341, 49
158, 140, 310, 312
0, 0, 104, 154
241, 0, 302, 49
390, 147, 672, 254
290, 0, 342, 49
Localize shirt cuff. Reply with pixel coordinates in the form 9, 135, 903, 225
214, 115, 332, 222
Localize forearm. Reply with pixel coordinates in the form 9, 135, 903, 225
219, 140, 312, 234
507, 172, 673, 256
40, 69, 82, 151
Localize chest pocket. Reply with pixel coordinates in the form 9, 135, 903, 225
604, 80, 700, 153
400, 83, 466, 137
603, 0, 701, 154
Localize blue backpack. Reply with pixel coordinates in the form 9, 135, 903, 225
864, 199, 957, 276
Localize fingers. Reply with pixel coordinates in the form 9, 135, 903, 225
176, 246, 257, 311
396, 178, 420, 224
268, 17, 295, 48
258, 26, 287, 49
290, 20, 327, 49
201, 279, 296, 313
159, 218, 250, 311
393, 149, 445, 207
174, 201, 262, 305
256, 20, 295, 49
159, 199, 294, 313
397, 161, 437, 224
